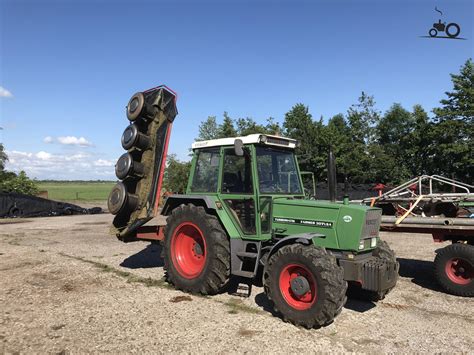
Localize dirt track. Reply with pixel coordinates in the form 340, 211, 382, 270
1, 212, 473, 353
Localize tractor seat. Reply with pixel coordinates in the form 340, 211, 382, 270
223, 172, 242, 193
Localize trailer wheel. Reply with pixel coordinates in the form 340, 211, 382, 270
348, 240, 398, 301
434, 244, 473, 297
163, 204, 230, 295
263, 244, 347, 328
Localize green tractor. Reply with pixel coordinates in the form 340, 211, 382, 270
109, 88, 399, 328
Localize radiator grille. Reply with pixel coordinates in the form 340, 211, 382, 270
361, 209, 382, 239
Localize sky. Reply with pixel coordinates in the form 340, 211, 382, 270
0, 0, 472, 180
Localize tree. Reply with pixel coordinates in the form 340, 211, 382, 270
325, 114, 352, 181
197, 116, 220, 141
0, 171, 39, 195
283, 104, 327, 179
0, 144, 39, 195
373, 103, 413, 182
429, 119, 472, 182
405, 105, 433, 176
345, 93, 381, 183
163, 154, 191, 194
264, 117, 281, 135
218, 112, 237, 138
432, 58, 474, 183
347, 92, 380, 145
366, 144, 399, 184
433, 58, 474, 123
197, 113, 281, 141
236, 117, 264, 136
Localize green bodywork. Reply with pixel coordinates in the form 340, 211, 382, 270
183, 142, 381, 254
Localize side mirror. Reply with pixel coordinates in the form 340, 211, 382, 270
234, 139, 244, 157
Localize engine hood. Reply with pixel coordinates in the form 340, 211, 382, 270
271, 198, 380, 252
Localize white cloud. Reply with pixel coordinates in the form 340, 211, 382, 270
43, 136, 54, 144
57, 136, 92, 147
36, 151, 52, 160
5, 150, 116, 180
93, 159, 115, 167
0, 86, 13, 98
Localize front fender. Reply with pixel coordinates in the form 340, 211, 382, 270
267, 233, 326, 260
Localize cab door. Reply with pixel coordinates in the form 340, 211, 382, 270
219, 146, 259, 239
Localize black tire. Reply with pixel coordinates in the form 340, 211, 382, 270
429, 28, 438, 37
9, 206, 22, 218
163, 204, 230, 295
348, 239, 398, 301
126, 92, 146, 121
446, 23, 460, 38
434, 244, 473, 297
263, 244, 347, 328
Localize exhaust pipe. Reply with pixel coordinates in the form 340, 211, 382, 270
327, 147, 336, 202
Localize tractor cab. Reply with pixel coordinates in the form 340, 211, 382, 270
181, 134, 381, 253
185, 135, 304, 238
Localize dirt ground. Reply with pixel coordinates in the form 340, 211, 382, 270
0, 211, 473, 353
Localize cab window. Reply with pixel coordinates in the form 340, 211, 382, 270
221, 148, 256, 234
221, 149, 253, 194
256, 147, 302, 194
190, 148, 220, 192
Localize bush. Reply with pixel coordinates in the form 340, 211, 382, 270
0, 170, 39, 195
163, 155, 191, 194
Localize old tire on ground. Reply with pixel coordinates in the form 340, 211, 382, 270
163, 204, 230, 295
434, 243, 473, 297
348, 239, 398, 301
263, 244, 347, 328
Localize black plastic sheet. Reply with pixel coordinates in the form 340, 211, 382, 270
0, 192, 102, 218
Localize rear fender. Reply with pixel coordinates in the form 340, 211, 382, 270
161, 195, 216, 215
161, 195, 240, 239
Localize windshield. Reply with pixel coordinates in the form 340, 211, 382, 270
256, 146, 302, 194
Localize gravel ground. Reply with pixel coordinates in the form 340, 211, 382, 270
0, 212, 473, 353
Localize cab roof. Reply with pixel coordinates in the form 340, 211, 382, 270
191, 134, 298, 150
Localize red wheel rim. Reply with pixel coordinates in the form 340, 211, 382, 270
279, 263, 317, 310
171, 222, 206, 279
445, 258, 473, 285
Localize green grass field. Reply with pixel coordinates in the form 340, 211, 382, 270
38, 181, 115, 201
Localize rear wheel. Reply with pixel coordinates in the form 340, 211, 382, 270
163, 204, 230, 295
446, 23, 460, 38
263, 244, 347, 328
434, 243, 473, 297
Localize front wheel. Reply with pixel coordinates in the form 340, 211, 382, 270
429, 28, 438, 37
434, 243, 473, 297
163, 204, 230, 295
263, 244, 347, 328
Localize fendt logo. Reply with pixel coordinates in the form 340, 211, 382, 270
421, 7, 466, 40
